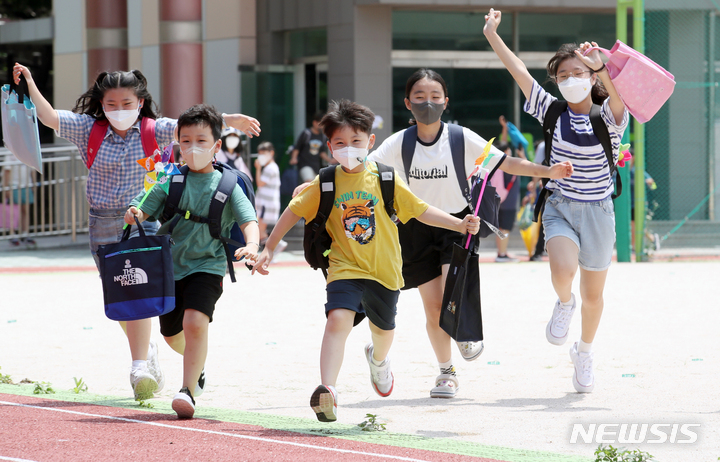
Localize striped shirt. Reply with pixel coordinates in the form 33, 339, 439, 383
255, 161, 281, 224
524, 80, 629, 202
56, 111, 176, 209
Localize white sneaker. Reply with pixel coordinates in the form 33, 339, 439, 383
194, 369, 205, 397
495, 255, 519, 262
310, 384, 338, 422
457, 341, 484, 361
146, 340, 165, 393
172, 387, 196, 419
364, 343, 394, 397
546, 294, 576, 345
130, 368, 158, 401
430, 374, 459, 398
570, 342, 595, 393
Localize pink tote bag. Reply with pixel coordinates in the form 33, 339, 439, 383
0, 203, 20, 231
586, 41, 675, 124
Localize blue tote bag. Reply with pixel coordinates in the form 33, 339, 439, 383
1, 75, 42, 173
98, 218, 175, 321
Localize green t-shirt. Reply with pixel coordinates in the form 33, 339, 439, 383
131, 170, 257, 279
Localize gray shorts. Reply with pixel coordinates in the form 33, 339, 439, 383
89, 208, 159, 271
542, 190, 616, 271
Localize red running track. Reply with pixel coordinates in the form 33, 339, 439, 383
0, 394, 505, 462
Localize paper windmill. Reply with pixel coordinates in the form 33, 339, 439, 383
617, 142, 632, 168
467, 137, 497, 180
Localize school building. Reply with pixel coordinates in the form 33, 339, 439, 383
0, 0, 718, 243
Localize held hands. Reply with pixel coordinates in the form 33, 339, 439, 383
547, 161, 574, 180
460, 215, 481, 235
124, 206, 141, 225
483, 8, 502, 36
576, 42, 604, 72
251, 248, 273, 275
234, 243, 259, 266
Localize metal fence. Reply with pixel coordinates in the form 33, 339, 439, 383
0, 145, 89, 242
643, 0, 720, 246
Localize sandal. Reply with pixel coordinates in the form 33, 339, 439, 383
430, 374, 459, 399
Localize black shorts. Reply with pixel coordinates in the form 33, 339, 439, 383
160, 272, 224, 337
498, 208, 517, 232
398, 208, 470, 290
325, 279, 399, 331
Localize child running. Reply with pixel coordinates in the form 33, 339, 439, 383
252, 99, 481, 422
484, 8, 629, 392
125, 104, 260, 418
12, 63, 260, 402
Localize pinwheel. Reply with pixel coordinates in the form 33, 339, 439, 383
617, 142, 632, 168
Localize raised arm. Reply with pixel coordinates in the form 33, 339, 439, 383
576, 41, 627, 125
13, 63, 59, 131
483, 9, 534, 100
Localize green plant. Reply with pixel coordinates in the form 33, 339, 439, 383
137, 400, 154, 409
33, 382, 55, 394
71, 377, 88, 394
358, 413, 386, 432
595, 445, 654, 462
0, 367, 12, 384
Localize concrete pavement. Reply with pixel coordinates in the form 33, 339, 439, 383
0, 239, 718, 461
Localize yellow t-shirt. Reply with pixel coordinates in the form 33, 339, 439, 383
290, 164, 429, 290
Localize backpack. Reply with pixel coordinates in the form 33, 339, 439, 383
533, 100, 620, 222
87, 118, 174, 168
401, 123, 501, 238
304, 162, 397, 279
160, 161, 256, 283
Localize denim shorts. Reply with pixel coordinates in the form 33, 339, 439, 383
88, 208, 159, 271
542, 190, 616, 271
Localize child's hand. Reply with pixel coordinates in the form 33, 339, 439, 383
13, 63, 33, 85
234, 242, 260, 264
498, 115, 507, 126
483, 8, 502, 36
576, 41, 604, 72
547, 161, 574, 179
227, 113, 261, 138
460, 215, 481, 235
251, 248, 273, 275
254, 158, 261, 170
292, 182, 312, 198
124, 206, 140, 225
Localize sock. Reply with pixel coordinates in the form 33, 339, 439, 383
578, 339, 592, 353
439, 360, 456, 376
132, 360, 148, 370
560, 294, 575, 308
371, 355, 385, 366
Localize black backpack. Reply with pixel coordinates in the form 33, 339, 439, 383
533, 100, 620, 222
401, 123, 501, 238
161, 161, 256, 283
304, 162, 397, 279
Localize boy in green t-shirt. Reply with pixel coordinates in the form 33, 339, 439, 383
125, 104, 260, 419
252, 99, 480, 422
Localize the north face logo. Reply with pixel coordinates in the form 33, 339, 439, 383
113, 259, 149, 286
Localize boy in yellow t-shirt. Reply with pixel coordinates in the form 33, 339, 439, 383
252, 99, 480, 423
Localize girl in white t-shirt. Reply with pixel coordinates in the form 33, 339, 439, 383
484, 8, 629, 393
369, 69, 573, 398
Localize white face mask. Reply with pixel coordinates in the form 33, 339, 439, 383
104, 106, 141, 131
558, 77, 593, 104
182, 144, 215, 171
225, 136, 240, 150
332, 144, 369, 170
257, 153, 272, 167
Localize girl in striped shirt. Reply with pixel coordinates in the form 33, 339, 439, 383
484, 8, 629, 393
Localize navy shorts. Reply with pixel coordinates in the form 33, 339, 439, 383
397, 208, 469, 290
498, 208, 517, 231
325, 279, 399, 331
160, 272, 224, 337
